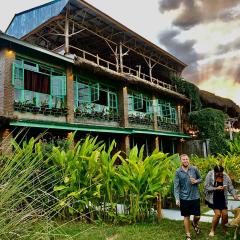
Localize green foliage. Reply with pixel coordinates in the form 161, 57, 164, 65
0, 137, 68, 239
170, 74, 202, 111
51, 138, 178, 223
189, 108, 229, 155
228, 133, 240, 155
2, 132, 240, 235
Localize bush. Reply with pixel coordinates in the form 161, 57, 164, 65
170, 75, 202, 111
189, 108, 229, 155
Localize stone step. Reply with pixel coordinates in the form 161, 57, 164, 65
203, 209, 234, 218
162, 209, 213, 223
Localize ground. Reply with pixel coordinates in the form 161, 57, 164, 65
52, 219, 237, 240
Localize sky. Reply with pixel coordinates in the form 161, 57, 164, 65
0, 0, 239, 106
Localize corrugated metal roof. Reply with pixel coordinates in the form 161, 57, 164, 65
6, 0, 68, 39
5, 0, 187, 68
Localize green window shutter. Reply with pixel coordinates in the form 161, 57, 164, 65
134, 93, 143, 110
74, 81, 78, 108
171, 107, 177, 124
128, 94, 134, 111
12, 63, 24, 89
90, 83, 99, 102
51, 75, 66, 96
157, 100, 163, 117
146, 100, 154, 113
109, 92, 117, 110
79, 82, 90, 103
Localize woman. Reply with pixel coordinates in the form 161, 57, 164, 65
204, 165, 239, 237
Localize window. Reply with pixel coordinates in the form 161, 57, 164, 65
12, 58, 66, 108
157, 99, 177, 124
109, 92, 117, 111
90, 83, 100, 102
74, 77, 118, 113
128, 95, 133, 111
134, 93, 143, 110
24, 69, 50, 94
128, 92, 152, 113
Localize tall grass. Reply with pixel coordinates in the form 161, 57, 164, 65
0, 132, 73, 239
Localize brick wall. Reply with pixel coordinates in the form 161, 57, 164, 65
1, 50, 15, 118
0, 128, 13, 155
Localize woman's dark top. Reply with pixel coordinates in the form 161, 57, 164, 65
208, 181, 227, 210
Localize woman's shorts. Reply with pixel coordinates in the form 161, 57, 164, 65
180, 199, 201, 217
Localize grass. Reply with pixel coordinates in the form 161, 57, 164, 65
43, 219, 237, 240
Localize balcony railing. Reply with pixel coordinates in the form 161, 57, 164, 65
74, 103, 120, 122
67, 45, 177, 92
128, 112, 153, 126
14, 90, 68, 116
157, 117, 179, 132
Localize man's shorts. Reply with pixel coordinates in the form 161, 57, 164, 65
180, 199, 200, 217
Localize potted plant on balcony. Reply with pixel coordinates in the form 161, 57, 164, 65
40, 100, 51, 115
32, 97, 40, 114
21, 100, 35, 112
14, 101, 22, 111
60, 98, 68, 116
52, 99, 62, 116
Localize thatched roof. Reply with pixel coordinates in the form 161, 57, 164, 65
74, 57, 189, 102
200, 90, 240, 117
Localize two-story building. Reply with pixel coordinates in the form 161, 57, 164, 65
0, 0, 190, 155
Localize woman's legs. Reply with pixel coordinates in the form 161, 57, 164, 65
209, 209, 221, 236
221, 209, 228, 234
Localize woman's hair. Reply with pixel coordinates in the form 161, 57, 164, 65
214, 165, 224, 173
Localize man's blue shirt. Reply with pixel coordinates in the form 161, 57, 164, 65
174, 166, 202, 201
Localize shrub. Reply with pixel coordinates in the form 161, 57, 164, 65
189, 108, 229, 155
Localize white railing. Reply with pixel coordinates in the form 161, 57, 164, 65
68, 45, 177, 92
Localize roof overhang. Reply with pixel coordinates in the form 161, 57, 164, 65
10, 120, 191, 138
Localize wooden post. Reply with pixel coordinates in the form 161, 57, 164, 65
152, 96, 158, 130
96, 54, 99, 65
64, 16, 70, 54
149, 66, 152, 81
157, 193, 162, 221
119, 42, 123, 73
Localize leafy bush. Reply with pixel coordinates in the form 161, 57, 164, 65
51, 136, 179, 223
228, 133, 240, 155
170, 74, 202, 111
189, 108, 229, 155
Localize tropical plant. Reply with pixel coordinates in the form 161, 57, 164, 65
0, 135, 70, 239
189, 108, 229, 155
116, 146, 178, 222
228, 133, 240, 155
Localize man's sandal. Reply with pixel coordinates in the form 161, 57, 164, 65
192, 222, 201, 234
186, 235, 192, 240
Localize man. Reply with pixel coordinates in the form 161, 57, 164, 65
174, 154, 202, 240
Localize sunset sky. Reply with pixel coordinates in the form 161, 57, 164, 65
1, 0, 239, 105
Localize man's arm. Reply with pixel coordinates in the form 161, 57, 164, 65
195, 167, 202, 184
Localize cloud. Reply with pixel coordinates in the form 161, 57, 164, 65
217, 36, 240, 55
159, 0, 181, 13
219, 4, 240, 22
159, 0, 240, 29
159, 29, 204, 65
